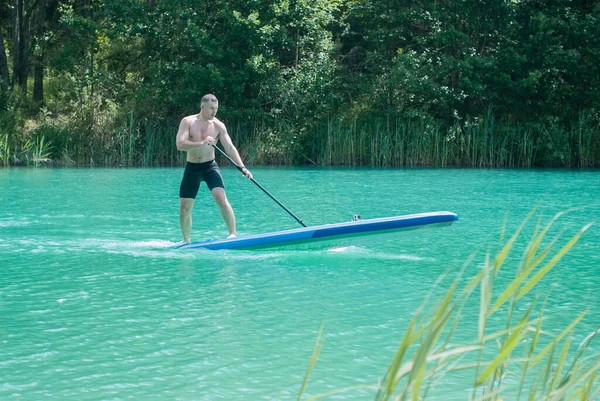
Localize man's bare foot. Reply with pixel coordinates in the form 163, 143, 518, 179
227, 233, 237, 239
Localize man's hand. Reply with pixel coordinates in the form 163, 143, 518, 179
241, 167, 253, 180
202, 136, 216, 146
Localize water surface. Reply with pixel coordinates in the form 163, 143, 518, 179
1, 167, 599, 400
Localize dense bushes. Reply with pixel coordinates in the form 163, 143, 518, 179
0, 0, 598, 166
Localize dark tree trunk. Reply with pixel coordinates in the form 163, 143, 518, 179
13, 0, 28, 94
86, 0, 94, 98
33, 60, 43, 103
143, 0, 156, 86
0, 27, 9, 91
33, 1, 46, 104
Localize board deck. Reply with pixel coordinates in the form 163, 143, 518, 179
172, 211, 458, 251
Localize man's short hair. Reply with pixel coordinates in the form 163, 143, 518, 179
201, 94, 218, 104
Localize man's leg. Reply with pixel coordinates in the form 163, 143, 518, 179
179, 198, 195, 242
211, 188, 237, 237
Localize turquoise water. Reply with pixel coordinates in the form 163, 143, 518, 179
1, 167, 599, 400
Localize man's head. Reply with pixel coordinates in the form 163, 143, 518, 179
200, 94, 219, 120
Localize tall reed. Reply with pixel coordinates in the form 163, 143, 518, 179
0, 133, 10, 166
573, 112, 599, 168
307, 110, 597, 168
20, 135, 53, 166
298, 212, 598, 400
4, 110, 598, 167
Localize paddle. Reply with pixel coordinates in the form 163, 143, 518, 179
212, 144, 307, 227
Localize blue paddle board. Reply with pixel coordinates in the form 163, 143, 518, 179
172, 211, 458, 251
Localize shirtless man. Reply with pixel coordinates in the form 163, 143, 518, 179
176, 94, 253, 243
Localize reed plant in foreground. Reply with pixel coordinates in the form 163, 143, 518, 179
298, 211, 598, 401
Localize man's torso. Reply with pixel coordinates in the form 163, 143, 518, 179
186, 116, 222, 163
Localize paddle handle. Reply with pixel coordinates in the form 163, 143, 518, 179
212, 145, 307, 227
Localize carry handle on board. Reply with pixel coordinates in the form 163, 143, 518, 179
212, 144, 307, 227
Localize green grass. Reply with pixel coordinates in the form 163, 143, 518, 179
297, 212, 598, 400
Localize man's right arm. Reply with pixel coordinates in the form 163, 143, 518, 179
176, 118, 204, 151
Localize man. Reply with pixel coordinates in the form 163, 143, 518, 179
176, 94, 253, 243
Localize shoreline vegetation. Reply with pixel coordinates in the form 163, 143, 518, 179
299, 212, 599, 400
1, 1, 599, 168
1, 111, 598, 168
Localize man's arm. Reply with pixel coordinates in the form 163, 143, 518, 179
176, 118, 208, 151
218, 124, 253, 179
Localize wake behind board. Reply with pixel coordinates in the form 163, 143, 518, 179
172, 211, 458, 251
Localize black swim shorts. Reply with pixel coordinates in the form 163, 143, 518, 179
179, 160, 225, 199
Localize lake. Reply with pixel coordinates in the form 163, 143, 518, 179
1, 167, 599, 400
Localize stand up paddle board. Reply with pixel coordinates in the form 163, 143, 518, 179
172, 211, 457, 250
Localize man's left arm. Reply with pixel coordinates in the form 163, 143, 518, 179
218, 125, 253, 179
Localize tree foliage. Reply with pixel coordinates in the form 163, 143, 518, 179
0, 0, 598, 166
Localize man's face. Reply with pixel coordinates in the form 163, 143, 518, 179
201, 102, 218, 120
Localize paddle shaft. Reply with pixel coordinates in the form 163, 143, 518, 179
212, 144, 307, 227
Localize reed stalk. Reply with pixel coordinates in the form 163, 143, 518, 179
297, 213, 598, 401
19, 135, 53, 166
0, 132, 10, 166
2, 109, 597, 166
